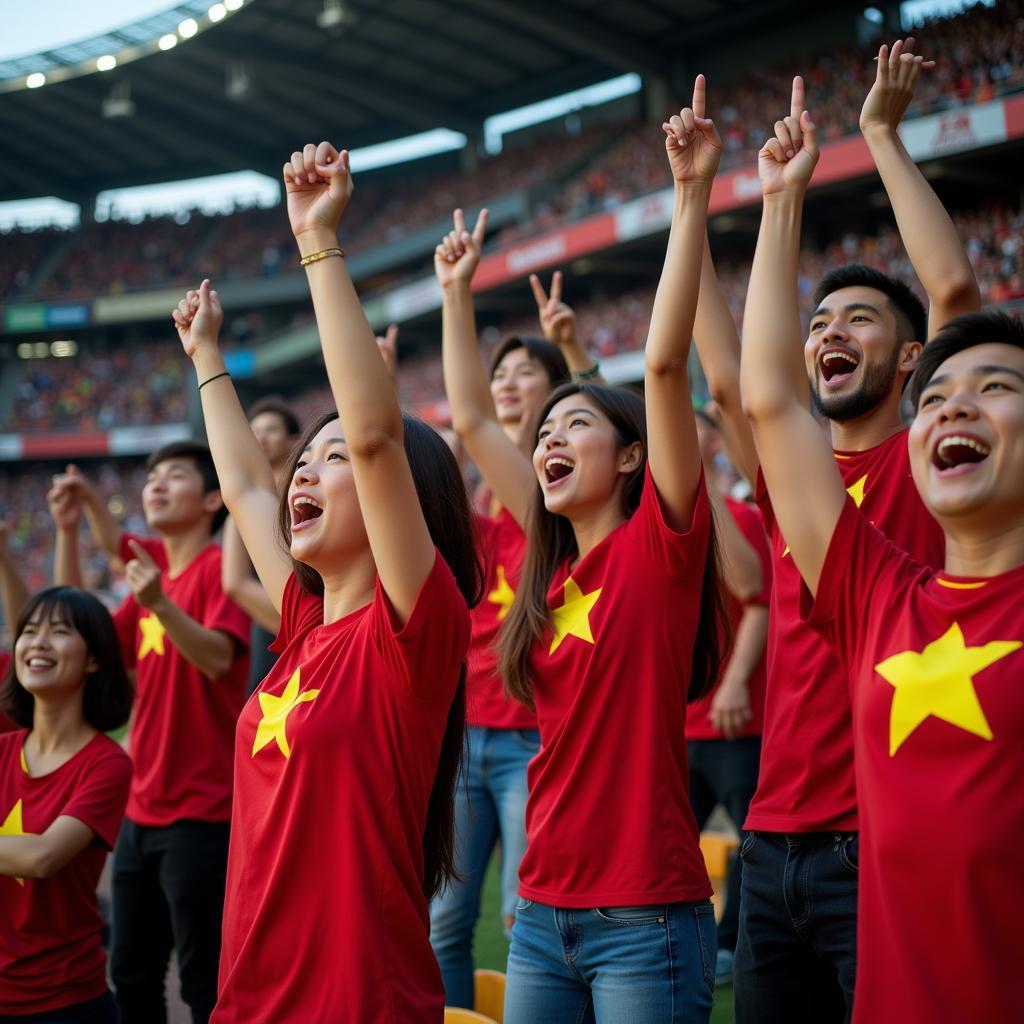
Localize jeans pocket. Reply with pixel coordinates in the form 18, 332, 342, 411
693, 901, 718, 991
592, 905, 668, 926
838, 834, 859, 876
513, 729, 541, 752
515, 897, 534, 913
739, 831, 758, 861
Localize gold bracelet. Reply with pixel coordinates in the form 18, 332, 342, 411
300, 247, 345, 267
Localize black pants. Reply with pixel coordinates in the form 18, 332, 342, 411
734, 831, 858, 1024
687, 735, 761, 952
110, 819, 230, 1024
0, 992, 118, 1023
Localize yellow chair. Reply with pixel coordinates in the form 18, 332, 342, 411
444, 1009, 497, 1024
474, 968, 506, 1023
700, 831, 739, 919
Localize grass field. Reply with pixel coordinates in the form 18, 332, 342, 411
472, 854, 736, 1023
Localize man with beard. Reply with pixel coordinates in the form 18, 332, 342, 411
690, 42, 979, 1022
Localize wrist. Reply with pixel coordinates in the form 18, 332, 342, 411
146, 594, 171, 616
860, 121, 898, 144
675, 179, 713, 201
295, 228, 340, 258
442, 278, 474, 296
192, 348, 227, 380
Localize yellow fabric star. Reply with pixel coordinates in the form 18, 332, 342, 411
874, 622, 1021, 756
137, 614, 166, 660
252, 667, 320, 760
549, 577, 602, 655
487, 565, 515, 622
1, 799, 30, 886
783, 474, 868, 557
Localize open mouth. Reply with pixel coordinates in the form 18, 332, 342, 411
291, 495, 324, 529
932, 434, 991, 474
26, 657, 56, 671
819, 348, 860, 386
543, 456, 575, 486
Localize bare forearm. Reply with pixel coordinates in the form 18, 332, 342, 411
81, 494, 122, 558
720, 605, 768, 690
52, 528, 83, 589
0, 553, 29, 624
558, 335, 599, 376
228, 579, 280, 634
710, 492, 762, 601
147, 597, 235, 679
441, 282, 498, 436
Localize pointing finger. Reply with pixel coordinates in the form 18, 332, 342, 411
790, 75, 805, 121
692, 73, 706, 120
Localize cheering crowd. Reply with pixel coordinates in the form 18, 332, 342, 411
2, 36, 1023, 1024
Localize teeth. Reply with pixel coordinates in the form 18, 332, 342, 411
545, 457, 575, 470
293, 496, 323, 510
938, 436, 990, 456
27, 658, 54, 668
822, 351, 858, 368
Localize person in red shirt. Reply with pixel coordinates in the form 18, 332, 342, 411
430, 211, 583, 1007
691, 46, 978, 1020
172, 137, 479, 1024
687, 410, 772, 984
0, 586, 133, 1023
49, 444, 250, 1024
461, 78, 730, 1022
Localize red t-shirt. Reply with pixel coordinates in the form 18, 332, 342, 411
0, 730, 131, 1015
467, 510, 535, 730
518, 468, 713, 908
746, 431, 945, 831
806, 499, 1024, 1023
0, 651, 15, 733
214, 551, 470, 1024
113, 535, 249, 826
687, 497, 772, 741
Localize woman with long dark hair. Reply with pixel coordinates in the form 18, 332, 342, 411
172, 141, 480, 1023
0, 587, 133, 1024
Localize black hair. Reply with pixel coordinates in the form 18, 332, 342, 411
1, 587, 133, 732
276, 409, 483, 900
909, 310, 1024, 406
813, 264, 927, 345
246, 396, 301, 438
489, 335, 571, 389
145, 440, 228, 534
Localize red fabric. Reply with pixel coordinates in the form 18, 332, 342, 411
687, 497, 772, 740
518, 468, 714, 908
0, 651, 15, 733
0, 731, 131, 1015
467, 510, 535, 730
113, 535, 249, 826
806, 500, 1024, 1023
746, 432, 944, 831
214, 552, 470, 1024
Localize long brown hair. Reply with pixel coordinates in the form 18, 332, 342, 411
497, 382, 729, 709
276, 410, 483, 899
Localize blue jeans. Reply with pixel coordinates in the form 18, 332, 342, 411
734, 832, 857, 1024
430, 726, 538, 1007
687, 736, 761, 952
505, 899, 717, 1023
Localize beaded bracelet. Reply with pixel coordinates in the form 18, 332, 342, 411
571, 361, 601, 382
299, 247, 345, 267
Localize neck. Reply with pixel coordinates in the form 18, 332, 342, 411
320, 549, 378, 624
827, 391, 904, 452
29, 695, 94, 755
569, 501, 627, 564
943, 517, 1024, 578
160, 521, 213, 575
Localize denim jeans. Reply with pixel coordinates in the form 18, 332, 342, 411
734, 831, 858, 1024
687, 736, 761, 952
505, 899, 717, 1024
430, 725, 538, 1007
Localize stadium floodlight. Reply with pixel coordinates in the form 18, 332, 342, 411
209, 3, 228, 22
225, 0, 244, 10
102, 81, 135, 119
317, 0, 355, 32
179, 18, 200, 39
26, 72, 46, 89
96, 55, 117, 72
159, 34, 178, 51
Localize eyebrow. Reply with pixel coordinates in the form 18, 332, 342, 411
301, 437, 346, 453
810, 302, 884, 321
923, 365, 1024, 391
540, 407, 595, 426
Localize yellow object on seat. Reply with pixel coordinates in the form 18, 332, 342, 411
474, 968, 506, 1023
444, 1008, 497, 1024
700, 830, 740, 919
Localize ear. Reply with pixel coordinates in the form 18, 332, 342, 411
617, 441, 643, 475
85, 654, 99, 676
202, 490, 225, 517
899, 340, 924, 373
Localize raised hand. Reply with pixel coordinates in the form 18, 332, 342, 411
46, 477, 82, 531
376, 323, 399, 377
530, 271, 578, 349
173, 279, 223, 359
283, 141, 354, 242
860, 37, 935, 135
434, 208, 489, 289
662, 74, 722, 187
710, 674, 753, 740
125, 540, 164, 610
758, 76, 819, 197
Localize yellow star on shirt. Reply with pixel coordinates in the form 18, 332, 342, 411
783, 474, 868, 557
1, 799, 30, 886
252, 667, 320, 760
488, 565, 515, 622
137, 614, 166, 660
874, 622, 1021, 756
549, 577, 602, 655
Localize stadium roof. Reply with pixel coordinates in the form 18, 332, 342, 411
0, 0, 867, 204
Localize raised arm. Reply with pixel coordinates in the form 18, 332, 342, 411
693, 238, 760, 484
740, 79, 846, 596
286, 142, 434, 623
530, 271, 603, 379
708, 489, 763, 601
173, 284, 291, 612
221, 517, 281, 634
45, 485, 84, 589
436, 208, 536, 528
0, 524, 29, 625
645, 76, 721, 529
48, 465, 121, 559
860, 38, 980, 336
